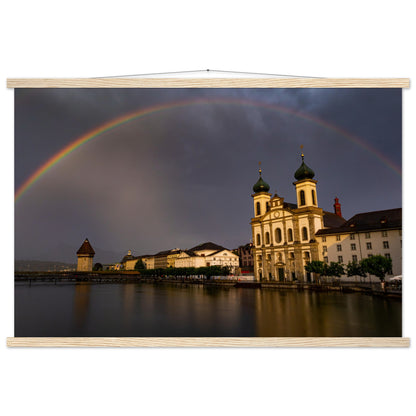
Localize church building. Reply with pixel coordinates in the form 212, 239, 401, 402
250, 154, 344, 282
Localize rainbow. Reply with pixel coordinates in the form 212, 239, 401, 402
15, 97, 402, 202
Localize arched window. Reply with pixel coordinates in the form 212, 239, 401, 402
288, 228, 293, 242
256, 234, 261, 246
256, 202, 261, 216
302, 227, 308, 241
275, 228, 282, 243
311, 190, 316, 205
266, 202, 270, 212
265, 232, 270, 244
299, 190, 306, 206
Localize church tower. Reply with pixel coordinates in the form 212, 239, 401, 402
76, 238, 95, 271
293, 152, 318, 208
252, 163, 272, 220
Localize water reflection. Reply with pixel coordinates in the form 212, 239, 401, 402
15, 282, 401, 337
253, 290, 402, 337
73, 283, 91, 331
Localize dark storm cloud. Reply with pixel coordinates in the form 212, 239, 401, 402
15, 88, 402, 262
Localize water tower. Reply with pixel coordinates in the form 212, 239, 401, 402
76, 238, 95, 271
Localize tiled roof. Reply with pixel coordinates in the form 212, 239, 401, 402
316, 208, 401, 236
76, 239, 95, 255
323, 211, 346, 228
154, 248, 181, 257
190, 242, 227, 252
181, 250, 198, 257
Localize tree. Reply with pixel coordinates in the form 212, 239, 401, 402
93, 263, 103, 271
134, 259, 145, 270
304, 260, 327, 284
346, 261, 366, 282
360, 255, 392, 282
326, 262, 345, 282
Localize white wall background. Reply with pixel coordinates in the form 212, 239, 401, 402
1, 1, 414, 415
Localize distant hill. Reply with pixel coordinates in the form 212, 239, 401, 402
15, 260, 76, 272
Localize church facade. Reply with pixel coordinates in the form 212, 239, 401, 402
250, 155, 344, 282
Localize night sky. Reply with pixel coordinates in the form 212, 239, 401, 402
15, 88, 402, 263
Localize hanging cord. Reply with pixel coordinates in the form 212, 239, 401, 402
93, 69, 324, 79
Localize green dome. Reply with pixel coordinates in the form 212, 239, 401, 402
253, 175, 270, 193
294, 155, 315, 181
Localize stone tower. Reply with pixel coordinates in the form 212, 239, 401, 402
76, 238, 95, 271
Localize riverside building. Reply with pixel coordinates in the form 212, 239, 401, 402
250, 154, 401, 282
315, 208, 402, 279
174, 242, 239, 273
120, 242, 239, 273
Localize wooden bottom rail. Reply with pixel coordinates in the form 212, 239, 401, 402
6, 337, 410, 347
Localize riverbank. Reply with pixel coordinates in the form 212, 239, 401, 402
15, 271, 402, 298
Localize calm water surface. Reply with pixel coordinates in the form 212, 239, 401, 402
15, 282, 402, 337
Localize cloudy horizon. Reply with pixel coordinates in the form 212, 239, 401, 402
15, 88, 402, 263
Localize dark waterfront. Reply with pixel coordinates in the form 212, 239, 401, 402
15, 282, 402, 337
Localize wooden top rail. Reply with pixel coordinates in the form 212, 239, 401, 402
7, 78, 410, 88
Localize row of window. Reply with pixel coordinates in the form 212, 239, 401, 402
257, 251, 310, 262
323, 241, 390, 252
256, 227, 309, 246
322, 230, 401, 242
323, 253, 392, 264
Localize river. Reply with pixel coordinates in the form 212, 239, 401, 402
15, 282, 402, 337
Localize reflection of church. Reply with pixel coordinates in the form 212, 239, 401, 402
250, 154, 344, 282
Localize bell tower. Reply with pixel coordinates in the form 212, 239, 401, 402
293, 150, 318, 208
252, 162, 271, 217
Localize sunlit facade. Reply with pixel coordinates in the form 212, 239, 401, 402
315, 209, 402, 280
250, 156, 344, 282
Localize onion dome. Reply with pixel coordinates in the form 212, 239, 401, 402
253, 164, 270, 193
294, 153, 315, 180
